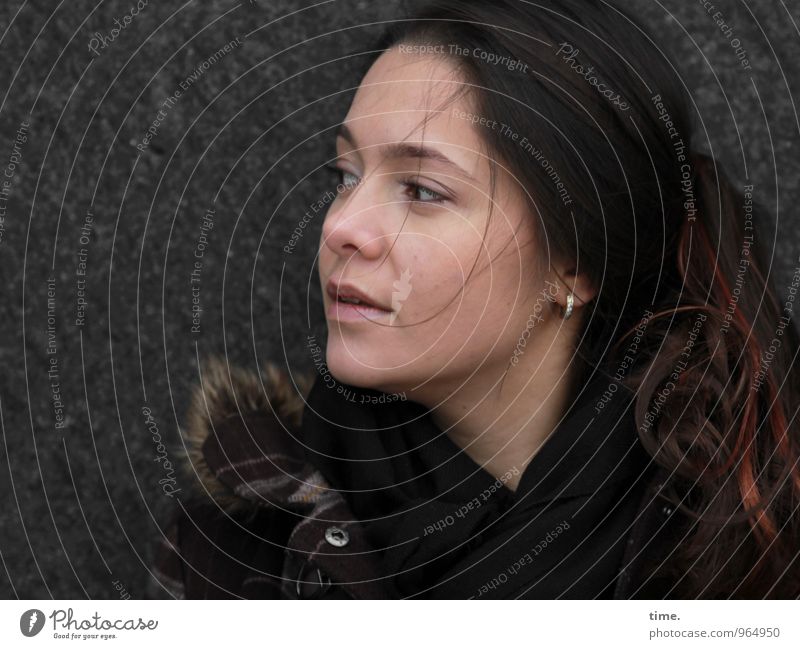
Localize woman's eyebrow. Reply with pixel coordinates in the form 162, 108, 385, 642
336, 122, 477, 183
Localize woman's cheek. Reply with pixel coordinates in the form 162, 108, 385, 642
414, 270, 466, 322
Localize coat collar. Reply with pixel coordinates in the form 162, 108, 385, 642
180, 356, 393, 598
178, 357, 664, 599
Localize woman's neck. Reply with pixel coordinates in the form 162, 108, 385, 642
424, 326, 577, 492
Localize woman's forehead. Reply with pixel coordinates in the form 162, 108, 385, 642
340, 50, 490, 174
345, 48, 473, 136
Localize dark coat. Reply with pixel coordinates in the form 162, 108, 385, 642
149, 358, 683, 599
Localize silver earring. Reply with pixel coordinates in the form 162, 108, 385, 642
562, 292, 574, 320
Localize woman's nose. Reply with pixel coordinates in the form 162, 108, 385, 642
320, 180, 387, 260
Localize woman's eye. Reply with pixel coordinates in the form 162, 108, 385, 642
403, 181, 446, 204
326, 165, 361, 192
340, 170, 360, 190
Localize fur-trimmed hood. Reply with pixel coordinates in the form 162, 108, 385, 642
154, 356, 393, 599
178, 356, 316, 514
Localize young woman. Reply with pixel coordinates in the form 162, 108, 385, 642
151, 0, 800, 598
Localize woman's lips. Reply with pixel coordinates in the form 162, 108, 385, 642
326, 299, 393, 322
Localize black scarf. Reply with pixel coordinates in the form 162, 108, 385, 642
298, 367, 654, 599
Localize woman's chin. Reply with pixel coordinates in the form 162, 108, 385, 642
326, 346, 412, 393
325, 347, 383, 388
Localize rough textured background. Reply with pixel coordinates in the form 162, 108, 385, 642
0, 0, 798, 599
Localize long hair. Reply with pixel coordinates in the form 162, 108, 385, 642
359, 0, 800, 596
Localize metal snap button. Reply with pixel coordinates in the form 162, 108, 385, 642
324, 526, 350, 547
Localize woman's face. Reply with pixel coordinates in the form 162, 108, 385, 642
318, 46, 557, 399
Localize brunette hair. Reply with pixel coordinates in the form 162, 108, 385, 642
356, 0, 800, 597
